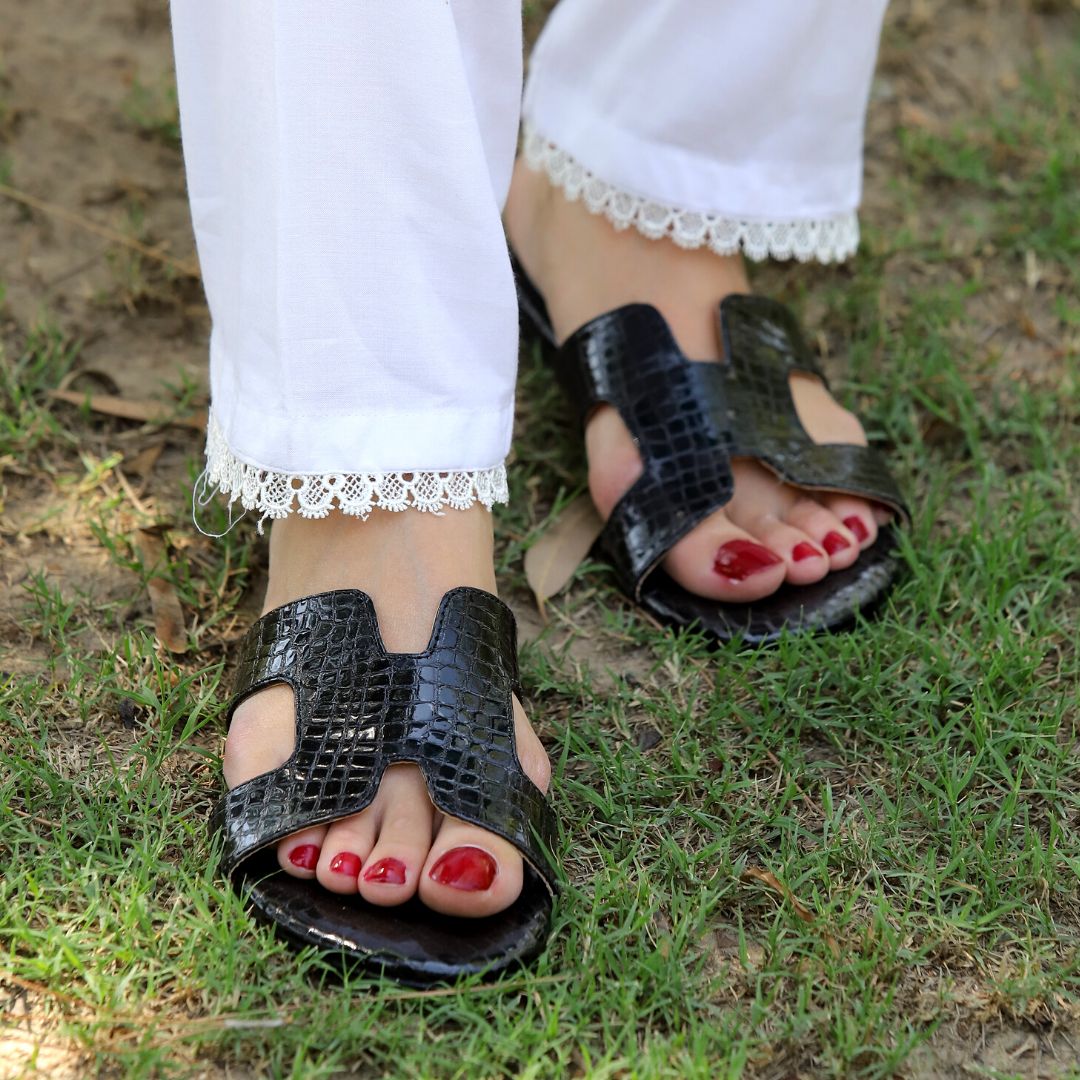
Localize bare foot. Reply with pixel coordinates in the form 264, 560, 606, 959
223, 507, 550, 918
505, 160, 887, 603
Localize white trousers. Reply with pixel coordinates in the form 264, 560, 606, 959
170, 1, 888, 523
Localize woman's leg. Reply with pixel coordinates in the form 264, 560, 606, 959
171, 0, 547, 917
506, 0, 890, 604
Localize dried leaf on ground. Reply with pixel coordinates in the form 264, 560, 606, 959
134, 529, 188, 653
56, 367, 121, 396
741, 866, 818, 924
49, 390, 207, 430
524, 493, 603, 614
123, 442, 164, 479
740, 867, 841, 957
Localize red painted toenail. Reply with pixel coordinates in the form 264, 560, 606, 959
288, 844, 320, 871
792, 541, 823, 562
713, 540, 783, 581
428, 847, 497, 892
329, 852, 362, 877
843, 516, 869, 543
822, 531, 851, 555
362, 858, 406, 885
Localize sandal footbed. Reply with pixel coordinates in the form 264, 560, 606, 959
239, 854, 552, 985
635, 524, 901, 644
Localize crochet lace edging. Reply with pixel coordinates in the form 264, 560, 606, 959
198, 414, 509, 530
522, 124, 860, 264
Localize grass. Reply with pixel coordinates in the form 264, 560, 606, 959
2, 4, 1080, 1078
0, 322, 80, 456
899, 63, 1080, 286
121, 79, 181, 152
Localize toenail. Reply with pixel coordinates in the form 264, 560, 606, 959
362, 857, 407, 885
843, 516, 869, 543
713, 540, 783, 581
822, 531, 851, 555
329, 852, 363, 877
792, 541, 823, 562
428, 847, 497, 892
288, 844, 320, 871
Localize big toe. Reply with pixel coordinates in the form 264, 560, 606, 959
662, 509, 787, 603
418, 828, 522, 919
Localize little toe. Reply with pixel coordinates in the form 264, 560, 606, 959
356, 765, 435, 908
821, 495, 879, 551
872, 502, 894, 527
278, 826, 328, 879
664, 509, 787, 603
316, 811, 379, 895
783, 498, 861, 572
418, 820, 523, 919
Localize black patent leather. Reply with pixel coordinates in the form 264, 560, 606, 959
246, 872, 553, 985
514, 255, 909, 642
212, 587, 558, 980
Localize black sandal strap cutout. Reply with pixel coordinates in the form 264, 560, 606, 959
553, 304, 737, 599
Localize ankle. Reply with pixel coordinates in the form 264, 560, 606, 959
264, 508, 497, 651
506, 159, 751, 357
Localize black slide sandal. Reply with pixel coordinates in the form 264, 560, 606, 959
211, 587, 558, 984
514, 256, 910, 644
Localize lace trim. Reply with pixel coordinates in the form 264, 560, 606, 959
199, 414, 509, 529
522, 124, 860, 264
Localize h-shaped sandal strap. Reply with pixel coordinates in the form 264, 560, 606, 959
210, 587, 559, 896
553, 304, 737, 599
552, 297, 909, 600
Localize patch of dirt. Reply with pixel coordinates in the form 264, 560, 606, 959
0, 0, 207, 661
907, 1021, 1080, 1078
0, 1028, 89, 1080
0, 0, 203, 391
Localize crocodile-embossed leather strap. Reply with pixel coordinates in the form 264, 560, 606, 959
211, 587, 558, 896
719, 296, 907, 512
551, 294, 909, 599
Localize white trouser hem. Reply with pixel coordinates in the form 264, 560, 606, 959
200, 413, 509, 529
522, 124, 860, 265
